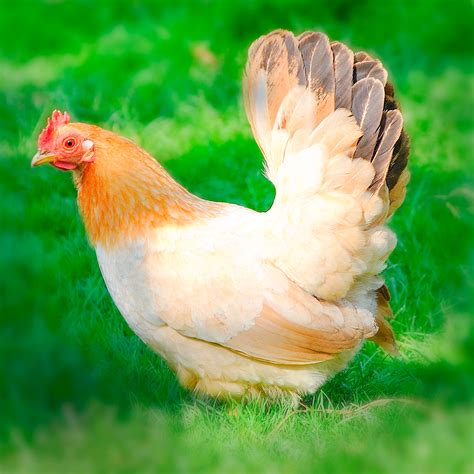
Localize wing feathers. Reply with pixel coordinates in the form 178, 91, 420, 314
225, 300, 370, 365
222, 274, 377, 366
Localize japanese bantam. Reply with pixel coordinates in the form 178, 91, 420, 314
32, 30, 410, 403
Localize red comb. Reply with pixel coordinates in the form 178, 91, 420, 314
38, 110, 71, 149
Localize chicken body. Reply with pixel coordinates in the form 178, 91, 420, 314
85, 124, 385, 399
95, 201, 369, 399
33, 30, 410, 401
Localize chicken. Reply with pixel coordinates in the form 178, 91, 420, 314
32, 30, 410, 402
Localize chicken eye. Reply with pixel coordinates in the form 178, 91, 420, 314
63, 137, 77, 149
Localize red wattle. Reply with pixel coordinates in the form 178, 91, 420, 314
51, 161, 77, 170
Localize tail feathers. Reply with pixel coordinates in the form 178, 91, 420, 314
243, 31, 305, 168
244, 30, 338, 183
387, 129, 410, 190
354, 60, 388, 85
243, 30, 410, 210
354, 50, 411, 206
370, 110, 404, 193
388, 166, 410, 216
331, 42, 353, 109
352, 77, 385, 161
297, 32, 335, 124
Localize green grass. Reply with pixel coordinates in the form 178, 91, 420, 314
1, 0, 473, 472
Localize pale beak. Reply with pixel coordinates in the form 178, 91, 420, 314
31, 152, 56, 167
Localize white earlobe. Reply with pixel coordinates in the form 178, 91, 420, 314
83, 139, 94, 150
81, 139, 95, 163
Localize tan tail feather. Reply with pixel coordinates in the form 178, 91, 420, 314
243, 30, 304, 163
369, 288, 398, 354
369, 315, 399, 355
388, 167, 410, 216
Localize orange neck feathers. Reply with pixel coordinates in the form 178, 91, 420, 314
73, 126, 218, 248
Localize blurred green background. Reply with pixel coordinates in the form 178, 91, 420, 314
0, 0, 473, 472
